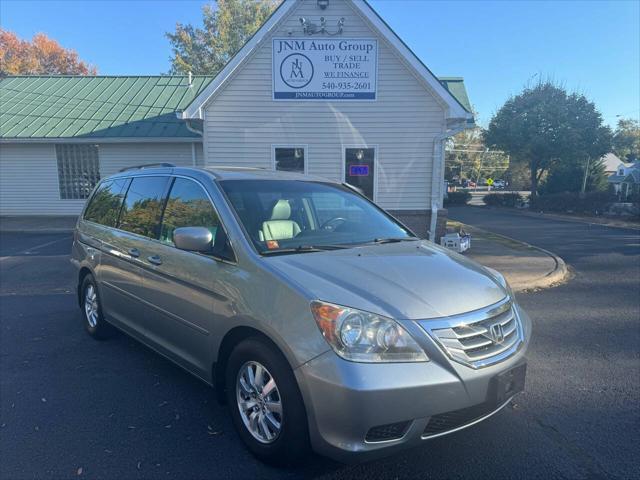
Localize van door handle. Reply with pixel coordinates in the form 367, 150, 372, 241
147, 255, 163, 266
128, 248, 140, 258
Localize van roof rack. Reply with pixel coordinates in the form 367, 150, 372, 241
119, 163, 175, 172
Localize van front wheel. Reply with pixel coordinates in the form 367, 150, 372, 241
225, 337, 309, 465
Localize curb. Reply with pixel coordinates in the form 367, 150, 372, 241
468, 205, 640, 231
460, 223, 570, 292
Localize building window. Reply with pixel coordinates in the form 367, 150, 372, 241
56, 144, 100, 199
274, 146, 306, 173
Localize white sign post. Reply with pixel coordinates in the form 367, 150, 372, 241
272, 38, 378, 100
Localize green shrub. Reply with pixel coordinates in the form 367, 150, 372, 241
483, 193, 523, 208
530, 191, 612, 215
444, 191, 471, 206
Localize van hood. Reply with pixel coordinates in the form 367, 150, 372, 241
264, 240, 507, 320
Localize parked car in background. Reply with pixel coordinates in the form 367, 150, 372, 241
493, 180, 507, 190
462, 179, 477, 188
71, 165, 531, 465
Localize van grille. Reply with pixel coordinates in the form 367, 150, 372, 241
422, 398, 508, 438
419, 298, 523, 369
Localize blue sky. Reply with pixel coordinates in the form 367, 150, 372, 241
1, 0, 638, 127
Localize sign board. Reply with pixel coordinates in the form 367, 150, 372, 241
349, 164, 370, 176
486, 178, 494, 186
273, 38, 378, 100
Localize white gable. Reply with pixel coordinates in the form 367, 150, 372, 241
197, 0, 467, 215
181, 0, 471, 121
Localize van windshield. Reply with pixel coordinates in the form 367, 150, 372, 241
219, 180, 415, 254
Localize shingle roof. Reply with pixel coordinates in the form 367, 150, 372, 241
0, 75, 214, 139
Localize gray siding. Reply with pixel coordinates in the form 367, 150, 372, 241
201, 0, 445, 210
0, 142, 201, 216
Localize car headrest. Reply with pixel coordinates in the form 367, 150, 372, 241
270, 199, 292, 220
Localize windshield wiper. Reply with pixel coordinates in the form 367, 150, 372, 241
261, 244, 350, 256
370, 237, 420, 244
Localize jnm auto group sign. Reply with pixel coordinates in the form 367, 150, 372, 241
272, 38, 378, 100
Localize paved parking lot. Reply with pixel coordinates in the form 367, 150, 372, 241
1, 211, 639, 479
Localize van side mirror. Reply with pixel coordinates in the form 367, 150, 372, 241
173, 227, 213, 252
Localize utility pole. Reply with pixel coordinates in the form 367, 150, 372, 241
581, 156, 591, 196
475, 149, 487, 191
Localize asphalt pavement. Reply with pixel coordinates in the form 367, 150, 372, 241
1, 210, 639, 479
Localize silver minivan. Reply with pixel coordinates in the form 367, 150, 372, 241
71, 164, 531, 464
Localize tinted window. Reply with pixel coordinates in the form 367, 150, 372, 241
275, 147, 305, 173
119, 176, 169, 239
83, 178, 130, 227
160, 178, 220, 245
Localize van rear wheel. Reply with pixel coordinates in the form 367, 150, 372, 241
80, 274, 114, 340
225, 337, 309, 465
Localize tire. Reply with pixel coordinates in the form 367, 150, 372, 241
225, 337, 310, 465
80, 274, 114, 340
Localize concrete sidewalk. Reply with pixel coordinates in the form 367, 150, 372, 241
0, 216, 77, 233
449, 221, 569, 292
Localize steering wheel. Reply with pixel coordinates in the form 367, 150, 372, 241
320, 217, 347, 231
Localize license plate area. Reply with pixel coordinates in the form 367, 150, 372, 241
489, 363, 526, 404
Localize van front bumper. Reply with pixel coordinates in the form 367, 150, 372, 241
294, 307, 531, 463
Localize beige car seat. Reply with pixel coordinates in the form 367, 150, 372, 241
259, 199, 301, 241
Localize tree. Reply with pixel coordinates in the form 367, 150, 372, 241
542, 156, 608, 194
0, 30, 96, 75
612, 118, 640, 162
445, 123, 510, 184
166, 0, 280, 75
484, 81, 612, 199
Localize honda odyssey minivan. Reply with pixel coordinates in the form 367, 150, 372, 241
71, 164, 531, 464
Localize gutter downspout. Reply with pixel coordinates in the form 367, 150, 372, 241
184, 118, 203, 136
429, 121, 469, 242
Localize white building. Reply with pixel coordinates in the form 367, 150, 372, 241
0, 0, 473, 239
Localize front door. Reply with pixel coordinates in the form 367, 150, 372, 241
344, 147, 375, 201
137, 177, 233, 378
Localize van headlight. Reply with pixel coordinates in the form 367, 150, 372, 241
311, 301, 428, 363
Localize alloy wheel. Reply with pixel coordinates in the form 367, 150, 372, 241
236, 361, 283, 444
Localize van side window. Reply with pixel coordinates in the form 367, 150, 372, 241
118, 176, 170, 239
160, 178, 220, 246
83, 178, 130, 227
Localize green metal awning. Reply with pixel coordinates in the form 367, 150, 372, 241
0, 75, 214, 139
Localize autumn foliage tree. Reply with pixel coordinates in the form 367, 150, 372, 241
0, 30, 96, 76
166, 0, 280, 75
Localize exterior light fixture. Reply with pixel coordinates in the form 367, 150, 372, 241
300, 16, 344, 36
317, 0, 329, 9
356, 149, 365, 161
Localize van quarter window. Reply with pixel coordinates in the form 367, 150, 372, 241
83, 178, 130, 227
118, 176, 170, 239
